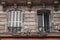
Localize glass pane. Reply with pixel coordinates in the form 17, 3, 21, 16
44, 13, 50, 32
38, 14, 43, 32
38, 15, 43, 26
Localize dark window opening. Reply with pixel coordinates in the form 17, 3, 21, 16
37, 10, 50, 32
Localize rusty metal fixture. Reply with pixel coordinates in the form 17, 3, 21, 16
13, 3, 18, 10
27, 1, 33, 8
1, 1, 7, 11
54, 0, 59, 11
1, 1, 6, 5
1, 1, 7, 7
54, 0, 59, 4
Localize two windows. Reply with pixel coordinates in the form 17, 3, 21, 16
7, 10, 51, 33
7, 10, 22, 33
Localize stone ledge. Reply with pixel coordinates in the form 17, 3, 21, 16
0, 32, 60, 37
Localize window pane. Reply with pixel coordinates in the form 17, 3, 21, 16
38, 14, 43, 32
44, 13, 50, 32
38, 15, 43, 26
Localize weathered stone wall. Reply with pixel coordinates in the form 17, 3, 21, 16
52, 11, 60, 32
22, 11, 37, 32
0, 5, 7, 33
0, 5, 60, 36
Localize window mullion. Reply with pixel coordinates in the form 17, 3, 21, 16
18, 11, 20, 27
11, 11, 13, 33
19, 11, 21, 27
43, 13, 45, 32
11, 11, 13, 27
13, 11, 15, 27
16, 11, 18, 27
14, 11, 16, 27
49, 14, 51, 32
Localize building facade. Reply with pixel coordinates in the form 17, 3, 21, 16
0, 0, 60, 37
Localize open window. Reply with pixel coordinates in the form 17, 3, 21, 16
37, 10, 51, 32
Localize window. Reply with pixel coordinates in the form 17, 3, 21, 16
7, 10, 22, 33
37, 10, 50, 32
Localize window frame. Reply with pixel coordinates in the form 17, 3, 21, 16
37, 10, 51, 32
7, 10, 23, 33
